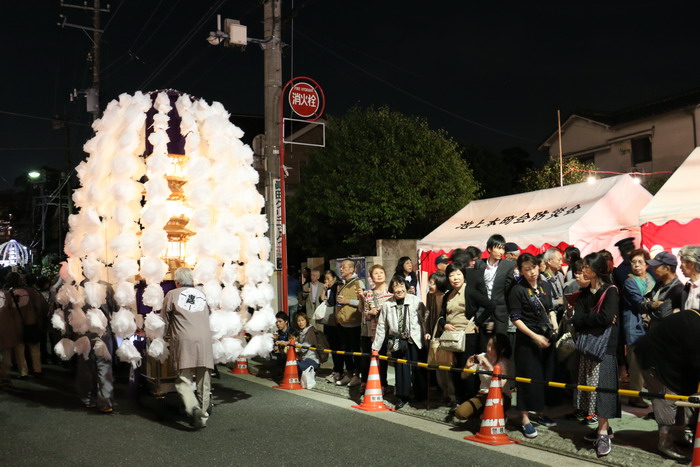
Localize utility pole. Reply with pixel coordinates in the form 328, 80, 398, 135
205, 3, 285, 311
263, 0, 284, 312
92, 0, 102, 120
58, 0, 109, 119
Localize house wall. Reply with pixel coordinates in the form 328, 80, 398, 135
545, 108, 698, 174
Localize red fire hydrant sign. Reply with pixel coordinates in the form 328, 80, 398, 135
288, 82, 320, 118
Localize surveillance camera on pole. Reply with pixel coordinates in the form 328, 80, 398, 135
207, 14, 248, 48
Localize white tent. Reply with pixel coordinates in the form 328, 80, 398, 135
639, 147, 700, 251
419, 174, 652, 266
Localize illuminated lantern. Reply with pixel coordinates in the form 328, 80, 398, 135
0, 239, 30, 267
55, 90, 275, 365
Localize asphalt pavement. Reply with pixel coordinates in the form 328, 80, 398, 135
0, 363, 583, 467
250, 357, 695, 467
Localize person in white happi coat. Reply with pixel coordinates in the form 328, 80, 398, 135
161, 267, 214, 429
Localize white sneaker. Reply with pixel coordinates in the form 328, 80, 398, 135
192, 407, 206, 430
348, 375, 361, 387
325, 372, 340, 383
336, 374, 351, 386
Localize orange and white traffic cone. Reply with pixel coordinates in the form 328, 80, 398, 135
231, 357, 251, 375
692, 408, 700, 466
352, 350, 393, 412
273, 338, 303, 390
464, 364, 520, 446
231, 357, 250, 375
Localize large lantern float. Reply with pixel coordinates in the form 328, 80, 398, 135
0, 239, 30, 267
52, 90, 275, 366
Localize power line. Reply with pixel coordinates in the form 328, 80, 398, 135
295, 29, 537, 143
128, 0, 166, 51
295, 27, 427, 81
101, 0, 167, 77
162, 45, 212, 89
101, 0, 125, 33
0, 147, 68, 151
133, 0, 183, 55
0, 110, 91, 127
185, 51, 228, 89
138, 0, 228, 91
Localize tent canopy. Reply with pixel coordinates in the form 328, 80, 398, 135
640, 147, 700, 251
419, 175, 652, 253
640, 147, 700, 226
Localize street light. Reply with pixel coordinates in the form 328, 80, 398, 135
28, 170, 44, 182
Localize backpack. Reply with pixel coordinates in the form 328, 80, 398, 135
312, 328, 330, 363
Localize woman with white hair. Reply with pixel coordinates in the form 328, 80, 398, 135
679, 245, 700, 311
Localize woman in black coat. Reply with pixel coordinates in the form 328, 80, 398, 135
572, 252, 620, 458
507, 253, 558, 439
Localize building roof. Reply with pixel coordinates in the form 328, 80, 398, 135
540, 87, 700, 150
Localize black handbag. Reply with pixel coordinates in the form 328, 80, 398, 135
575, 286, 616, 362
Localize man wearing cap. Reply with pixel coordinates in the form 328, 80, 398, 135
613, 237, 636, 289
504, 243, 520, 261
504, 243, 520, 280
641, 252, 684, 329
679, 245, 700, 311
435, 254, 450, 272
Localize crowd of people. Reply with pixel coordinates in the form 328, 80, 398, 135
0, 269, 53, 385
0, 266, 122, 415
2, 240, 699, 457
279, 237, 699, 460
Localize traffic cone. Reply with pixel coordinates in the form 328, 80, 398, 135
692, 408, 700, 466
273, 338, 303, 390
352, 350, 393, 412
231, 357, 251, 375
464, 364, 520, 446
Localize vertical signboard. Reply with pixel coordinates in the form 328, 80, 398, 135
274, 178, 283, 270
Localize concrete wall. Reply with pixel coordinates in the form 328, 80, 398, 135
376, 239, 419, 279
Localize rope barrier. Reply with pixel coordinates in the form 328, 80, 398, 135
292, 343, 700, 404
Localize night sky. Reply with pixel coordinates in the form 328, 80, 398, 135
2, 0, 700, 190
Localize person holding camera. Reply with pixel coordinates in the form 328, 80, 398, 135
507, 253, 558, 439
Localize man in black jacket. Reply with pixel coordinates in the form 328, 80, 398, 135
481, 234, 516, 336
635, 308, 700, 461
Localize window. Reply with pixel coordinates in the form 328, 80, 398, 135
631, 137, 652, 164
577, 154, 595, 165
